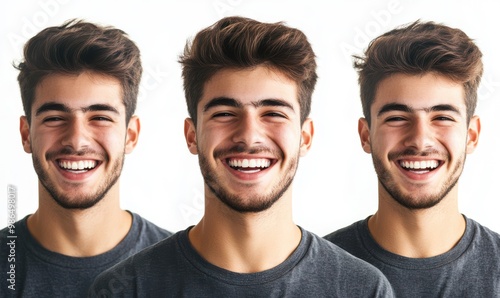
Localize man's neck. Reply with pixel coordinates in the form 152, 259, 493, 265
27, 183, 132, 257
189, 191, 301, 273
368, 186, 466, 258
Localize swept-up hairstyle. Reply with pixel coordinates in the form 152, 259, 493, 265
16, 19, 142, 124
355, 20, 483, 125
179, 16, 317, 125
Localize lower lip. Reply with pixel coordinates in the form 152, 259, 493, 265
397, 162, 441, 181
224, 162, 273, 181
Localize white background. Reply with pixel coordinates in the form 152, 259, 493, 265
1, 0, 499, 236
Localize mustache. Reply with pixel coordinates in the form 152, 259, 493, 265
46, 147, 106, 160
388, 148, 446, 161
213, 144, 283, 159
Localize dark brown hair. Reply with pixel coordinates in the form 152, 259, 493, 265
179, 16, 317, 125
355, 20, 483, 125
15, 19, 142, 124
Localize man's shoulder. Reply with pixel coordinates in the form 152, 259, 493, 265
99, 229, 180, 275
302, 229, 393, 297
0, 217, 28, 255
467, 217, 500, 252
323, 219, 365, 248
305, 228, 381, 273
89, 230, 181, 296
130, 212, 173, 242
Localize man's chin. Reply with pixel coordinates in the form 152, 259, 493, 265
51, 194, 105, 210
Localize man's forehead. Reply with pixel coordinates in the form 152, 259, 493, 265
373, 73, 467, 111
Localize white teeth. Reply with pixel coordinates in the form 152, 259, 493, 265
59, 160, 97, 171
228, 158, 271, 169
400, 160, 439, 170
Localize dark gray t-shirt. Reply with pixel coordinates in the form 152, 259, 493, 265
89, 226, 394, 297
324, 216, 500, 297
0, 212, 171, 298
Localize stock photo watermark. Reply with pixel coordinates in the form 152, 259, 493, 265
478, 75, 500, 102
179, 188, 204, 225
340, 0, 403, 60
137, 64, 169, 103
213, 0, 244, 17
6, 185, 17, 291
8, 0, 71, 52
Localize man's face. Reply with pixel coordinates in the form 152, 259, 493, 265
184, 66, 313, 213
20, 71, 139, 209
359, 73, 480, 209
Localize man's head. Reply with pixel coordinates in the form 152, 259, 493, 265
179, 16, 317, 127
180, 17, 316, 213
356, 20, 482, 210
16, 19, 142, 125
17, 20, 141, 209
355, 20, 483, 126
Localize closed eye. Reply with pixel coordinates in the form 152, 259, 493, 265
385, 116, 406, 122
434, 116, 454, 121
212, 112, 235, 118
264, 112, 287, 118
43, 116, 64, 122
91, 116, 113, 121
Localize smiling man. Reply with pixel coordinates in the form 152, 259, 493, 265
0, 20, 171, 297
89, 16, 393, 297
324, 20, 500, 297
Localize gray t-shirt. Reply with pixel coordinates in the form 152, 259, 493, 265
89, 226, 394, 297
324, 216, 500, 297
1, 212, 171, 297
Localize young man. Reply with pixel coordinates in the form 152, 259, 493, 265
0, 20, 171, 297
325, 20, 500, 297
89, 16, 393, 297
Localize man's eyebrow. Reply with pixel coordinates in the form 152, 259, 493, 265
377, 103, 462, 117
253, 99, 295, 111
35, 102, 120, 116
203, 97, 242, 112
82, 104, 120, 114
35, 102, 70, 116
203, 97, 295, 112
377, 103, 412, 117
427, 104, 461, 114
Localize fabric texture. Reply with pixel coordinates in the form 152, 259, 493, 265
1, 212, 171, 298
324, 216, 500, 298
89, 226, 393, 297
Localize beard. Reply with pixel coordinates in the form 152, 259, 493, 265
198, 143, 299, 213
33, 147, 124, 210
371, 147, 465, 210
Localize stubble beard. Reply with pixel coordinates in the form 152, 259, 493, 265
371, 147, 465, 210
33, 147, 124, 210
198, 144, 299, 213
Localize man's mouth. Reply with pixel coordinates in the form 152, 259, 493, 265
58, 159, 98, 173
227, 158, 272, 173
399, 160, 440, 173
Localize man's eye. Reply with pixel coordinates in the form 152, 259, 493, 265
212, 112, 234, 118
92, 116, 112, 121
43, 116, 64, 122
265, 112, 286, 118
434, 116, 454, 121
385, 116, 406, 122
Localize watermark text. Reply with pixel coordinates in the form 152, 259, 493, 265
6, 185, 17, 291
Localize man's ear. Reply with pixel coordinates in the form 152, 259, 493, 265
358, 117, 372, 153
184, 118, 198, 155
125, 115, 140, 154
20, 116, 32, 153
299, 118, 314, 157
466, 115, 480, 154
